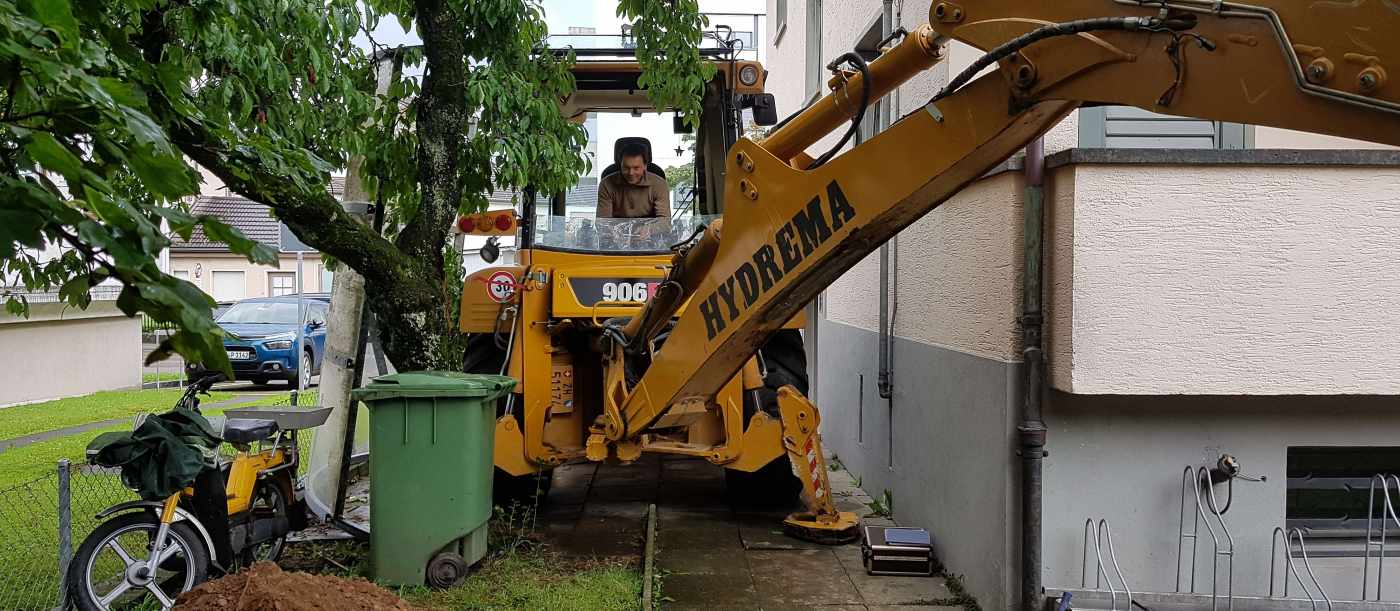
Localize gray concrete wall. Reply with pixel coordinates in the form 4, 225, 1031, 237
814, 318, 1022, 610
0, 301, 142, 406
1042, 393, 1400, 601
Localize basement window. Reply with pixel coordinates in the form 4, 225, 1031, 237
1286, 446, 1400, 545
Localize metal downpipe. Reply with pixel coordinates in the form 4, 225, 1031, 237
1019, 137, 1048, 611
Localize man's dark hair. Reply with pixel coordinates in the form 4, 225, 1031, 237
619, 141, 649, 163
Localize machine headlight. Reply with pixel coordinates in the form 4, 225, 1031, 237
264, 340, 293, 350
739, 64, 759, 86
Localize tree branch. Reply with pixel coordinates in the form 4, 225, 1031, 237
169, 120, 423, 293
134, 4, 436, 311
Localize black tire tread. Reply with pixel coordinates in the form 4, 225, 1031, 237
68, 512, 209, 611
727, 330, 807, 506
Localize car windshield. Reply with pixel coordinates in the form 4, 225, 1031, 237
218, 301, 301, 324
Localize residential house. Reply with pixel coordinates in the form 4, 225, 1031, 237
169, 194, 332, 302
768, 1, 1400, 608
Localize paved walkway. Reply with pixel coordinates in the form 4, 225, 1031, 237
533, 454, 970, 610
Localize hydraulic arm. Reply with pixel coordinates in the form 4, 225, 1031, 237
590, 0, 1400, 537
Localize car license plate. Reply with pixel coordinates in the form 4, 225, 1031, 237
227, 349, 254, 361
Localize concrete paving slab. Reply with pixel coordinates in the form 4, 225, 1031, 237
657, 549, 758, 606
760, 605, 868, 611
865, 606, 966, 610
589, 484, 658, 502
747, 549, 864, 607
548, 486, 591, 506
736, 513, 831, 551
538, 502, 584, 524
834, 544, 953, 605
557, 514, 642, 558
581, 500, 651, 520
834, 495, 876, 515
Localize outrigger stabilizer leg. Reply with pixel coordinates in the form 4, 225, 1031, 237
777, 386, 861, 544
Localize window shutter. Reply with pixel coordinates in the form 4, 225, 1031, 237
1080, 106, 1248, 149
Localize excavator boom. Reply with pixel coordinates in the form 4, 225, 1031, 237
600, 0, 1400, 444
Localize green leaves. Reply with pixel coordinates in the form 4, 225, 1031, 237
24, 133, 83, 181
0, 0, 714, 375
20, 0, 77, 44
617, 0, 716, 130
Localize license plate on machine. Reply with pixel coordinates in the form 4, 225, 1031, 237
227, 349, 254, 361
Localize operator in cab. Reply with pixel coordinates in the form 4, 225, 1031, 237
597, 140, 670, 219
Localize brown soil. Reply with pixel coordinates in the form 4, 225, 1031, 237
175, 562, 422, 611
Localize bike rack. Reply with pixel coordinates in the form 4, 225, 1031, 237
1363, 474, 1400, 601
1177, 465, 1235, 610
1270, 526, 1332, 611
1082, 518, 1135, 611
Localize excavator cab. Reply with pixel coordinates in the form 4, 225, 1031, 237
452, 29, 858, 542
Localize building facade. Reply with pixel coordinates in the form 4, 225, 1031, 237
169, 195, 332, 303
767, 1, 1400, 608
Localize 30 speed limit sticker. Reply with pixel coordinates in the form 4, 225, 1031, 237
485, 271, 517, 303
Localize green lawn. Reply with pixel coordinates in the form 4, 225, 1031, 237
401, 553, 641, 610
0, 388, 239, 442
0, 388, 319, 488
141, 371, 184, 383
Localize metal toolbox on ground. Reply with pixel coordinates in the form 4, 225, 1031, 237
860, 525, 936, 576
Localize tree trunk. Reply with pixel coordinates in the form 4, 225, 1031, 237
144, 2, 471, 374
360, 0, 471, 373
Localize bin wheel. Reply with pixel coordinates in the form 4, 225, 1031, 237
426, 552, 468, 589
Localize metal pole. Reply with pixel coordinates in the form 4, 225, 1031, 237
1019, 137, 1048, 611
332, 162, 389, 527
294, 250, 305, 406
304, 50, 398, 521
55, 459, 71, 610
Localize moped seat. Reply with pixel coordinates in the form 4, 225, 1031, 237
223, 418, 279, 443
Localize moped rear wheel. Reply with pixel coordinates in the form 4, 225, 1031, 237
68, 512, 209, 611
242, 479, 289, 564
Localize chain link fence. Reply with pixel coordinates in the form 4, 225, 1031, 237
0, 390, 325, 609
0, 460, 136, 610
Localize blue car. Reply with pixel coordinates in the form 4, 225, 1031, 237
186, 294, 331, 387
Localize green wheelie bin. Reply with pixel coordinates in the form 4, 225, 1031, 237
351, 371, 515, 588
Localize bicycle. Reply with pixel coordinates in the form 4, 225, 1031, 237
66, 375, 331, 611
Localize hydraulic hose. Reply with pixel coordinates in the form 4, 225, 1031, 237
809, 52, 872, 169
931, 15, 1200, 104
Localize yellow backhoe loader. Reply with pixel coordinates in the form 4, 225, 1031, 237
458, 1, 1400, 544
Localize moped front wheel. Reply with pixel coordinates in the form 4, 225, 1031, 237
67, 511, 209, 611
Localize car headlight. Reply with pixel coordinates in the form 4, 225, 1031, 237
739, 64, 759, 86
264, 340, 293, 350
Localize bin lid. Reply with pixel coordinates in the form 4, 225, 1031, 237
351, 371, 517, 402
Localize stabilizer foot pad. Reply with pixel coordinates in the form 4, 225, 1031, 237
783, 511, 861, 545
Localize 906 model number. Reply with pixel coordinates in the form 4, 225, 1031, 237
601, 281, 655, 303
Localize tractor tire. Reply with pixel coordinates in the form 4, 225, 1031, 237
462, 333, 553, 507
725, 329, 807, 508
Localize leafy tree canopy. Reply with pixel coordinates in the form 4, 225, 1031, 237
0, 0, 714, 373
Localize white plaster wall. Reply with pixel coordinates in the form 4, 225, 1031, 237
1255, 127, 1396, 151
1046, 165, 1076, 391
1054, 164, 1400, 395
888, 172, 1026, 361
824, 248, 882, 332
0, 302, 142, 406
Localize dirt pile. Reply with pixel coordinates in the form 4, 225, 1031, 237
175, 562, 422, 611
